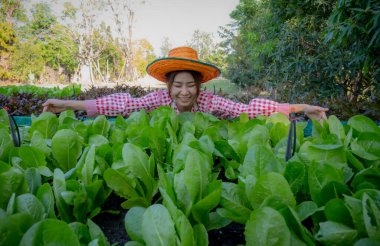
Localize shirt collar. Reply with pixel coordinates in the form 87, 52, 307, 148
171, 101, 199, 113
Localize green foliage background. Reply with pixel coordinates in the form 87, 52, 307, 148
222, 0, 380, 118
1, 0, 379, 119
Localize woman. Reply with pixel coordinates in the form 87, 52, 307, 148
43, 46, 328, 120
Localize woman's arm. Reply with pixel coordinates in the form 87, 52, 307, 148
42, 99, 87, 113
199, 92, 328, 120
289, 103, 329, 120
42, 91, 169, 117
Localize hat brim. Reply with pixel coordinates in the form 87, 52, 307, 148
146, 57, 220, 83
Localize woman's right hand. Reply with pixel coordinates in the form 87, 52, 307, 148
42, 99, 70, 113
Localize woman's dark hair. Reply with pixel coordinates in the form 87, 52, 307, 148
166, 70, 202, 96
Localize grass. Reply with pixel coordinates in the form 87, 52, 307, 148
201, 78, 241, 95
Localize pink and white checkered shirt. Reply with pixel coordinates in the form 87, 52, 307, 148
85, 90, 289, 119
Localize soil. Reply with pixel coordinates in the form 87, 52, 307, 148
93, 193, 245, 245
92, 194, 129, 245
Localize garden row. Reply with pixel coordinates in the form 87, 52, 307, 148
2, 84, 379, 121
0, 107, 379, 245
0, 84, 148, 117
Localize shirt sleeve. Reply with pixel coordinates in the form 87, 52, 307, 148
84, 91, 167, 117
207, 93, 289, 119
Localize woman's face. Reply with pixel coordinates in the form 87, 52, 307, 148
170, 71, 198, 112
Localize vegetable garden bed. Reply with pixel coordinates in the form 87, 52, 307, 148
0, 107, 379, 246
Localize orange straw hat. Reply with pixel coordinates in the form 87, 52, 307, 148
146, 46, 221, 83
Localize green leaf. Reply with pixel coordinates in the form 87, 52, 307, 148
0, 163, 28, 209
125, 207, 146, 243
284, 158, 306, 195
354, 238, 380, 246
53, 168, 74, 222
351, 133, 380, 161
352, 167, 380, 191
328, 115, 346, 142
281, 206, 315, 245
36, 183, 56, 218
29, 112, 59, 139
88, 134, 109, 147
0, 212, 34, 246
308, 161, 345, 206
344, 195, 367, 236
159, 187, 195, 246
18, 146, 47, 169
87, 219, 109, 245
315, 221, 358, 245
299, 141, 346, 166
218, 182, 252, 224
362, 193, 380, 241
122, 143, 156, 200
266, 112, 290, 126
240, 145, 284, 179
346, 150, 365, 171
103, 168, 139, 201
157, 165, 176, 204
213, 140, 240, 162
192, 180, 222, 224
141, 204, 176, 246
347, 115, 380, 137
296, 201, 319, 221
245, 207, 291, 246
90, 115, 110, 137
206, 211, 231, 231
248, 172, 296, 209
174, 171, 193, 216
193, 223, 208, 246
0, 129, 13, 162
15, 193, 45, 223
183, 149, 211, 203
25, 167, 42, 194
324, 198, 354, 227
270, 122, 289, 147
125, 242, 145, 246
52, 129, 83, 172
82, 145, 95, 185
30, 131, 51, 156
20, 219, 80, 246
320, 181, 351, 205
69, 222, 91, 245
58, 110, 76, 126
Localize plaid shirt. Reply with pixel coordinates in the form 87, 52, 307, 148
85, 90, 289, 119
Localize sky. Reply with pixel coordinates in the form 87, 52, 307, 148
28, 0, 239, 55
127, 0, 240, 54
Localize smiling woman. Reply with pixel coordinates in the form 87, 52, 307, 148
167, 71, 200, 112
42, 46, 328, 120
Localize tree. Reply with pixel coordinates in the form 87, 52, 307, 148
29, 2, 57, 36
0, 0, 26, 23
107, 0, 146, 82
187, 29, 227, 74
0, 0, 26, 81
223, 0, 379, 118
59, 0, 110, 85
325, 0, 380, 103
0, 22, 18, 80
223, 0, 278, 89
133, 39, 155, 78
42, 24, 79, 80
10, 41, 44, 81
160, 36, 172, 57
7, 2, 78, 83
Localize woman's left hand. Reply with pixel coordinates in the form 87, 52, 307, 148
303, 105, 329, 121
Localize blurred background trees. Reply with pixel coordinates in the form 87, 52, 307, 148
221, 0, 379, 118
0, 0, 379, 118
